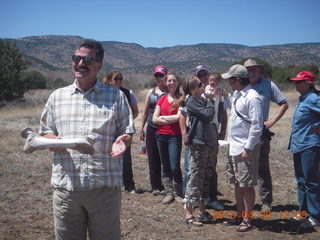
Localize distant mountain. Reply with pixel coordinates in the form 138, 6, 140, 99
6, 35, 320, 76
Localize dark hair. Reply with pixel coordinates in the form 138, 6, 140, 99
77, 39, 104, 63
103, 71, 123, 85
239, 77, 250, 86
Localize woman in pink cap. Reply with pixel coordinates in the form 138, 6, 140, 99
288, 71, 320, 228
140, 66, 168, 195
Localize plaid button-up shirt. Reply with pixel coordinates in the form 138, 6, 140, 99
39, 80, 135, 191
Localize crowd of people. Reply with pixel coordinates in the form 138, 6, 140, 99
38, 39, 319, 239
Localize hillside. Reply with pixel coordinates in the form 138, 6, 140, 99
6, 35, 320, 76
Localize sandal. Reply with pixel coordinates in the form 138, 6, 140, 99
223, 217, 242, 226
197, 212, 215, 224
236, 220, 254, 232
185, 216, 203, 227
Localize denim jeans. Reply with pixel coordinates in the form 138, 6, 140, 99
293, 146, 320, 222
156, 134, 182, 184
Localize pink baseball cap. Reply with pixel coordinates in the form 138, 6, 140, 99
154, 65, 168, 75
289, 71, 316, 82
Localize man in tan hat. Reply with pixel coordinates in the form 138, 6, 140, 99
244, 58, 289, 211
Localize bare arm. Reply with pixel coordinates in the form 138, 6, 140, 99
159, 110, 181, 124
153, 105, 169, 125
139, 89, 152, 141
264, 103, 289, 129
131, 104, 139, 120
179, 112, 188, 146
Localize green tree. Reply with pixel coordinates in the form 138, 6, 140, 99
0, 39, 28, 101
20, 71, 47, 90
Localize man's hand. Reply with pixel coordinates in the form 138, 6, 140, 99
242, 149, 251, 161
111, 140, 126, 157
111, 134, 132, 157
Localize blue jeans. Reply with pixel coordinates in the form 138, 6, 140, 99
156, 134, 182, 184
293, 146, 320, 222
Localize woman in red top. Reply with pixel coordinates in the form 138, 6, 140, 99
153, 72, 183, 204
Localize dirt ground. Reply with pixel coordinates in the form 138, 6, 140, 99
0, 89, 319, 240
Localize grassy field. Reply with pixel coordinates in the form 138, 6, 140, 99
0, 87, 319, 240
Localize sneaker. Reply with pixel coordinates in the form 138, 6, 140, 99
159, 189, 167, 195
128, 188, 144, 194
206, 200, 225, 211
300, 218, 320, 228
162, 194, 174, 204
174, 196, 184, 204
152, 190, 161, 196
261, 203, 272, 212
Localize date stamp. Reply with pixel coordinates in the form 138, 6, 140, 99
209, 210, 308, 220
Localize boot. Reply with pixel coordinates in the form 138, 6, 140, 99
162, 177, 174, 204
173, 182, 184, 204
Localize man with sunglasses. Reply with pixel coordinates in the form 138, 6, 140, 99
244, 59, 288, 212
39, 39, 135, 240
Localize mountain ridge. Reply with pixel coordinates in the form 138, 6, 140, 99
5, 35, 320, 75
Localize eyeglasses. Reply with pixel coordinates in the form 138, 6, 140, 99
114, 77, 123, 81
197, 72, 208, 78
72, 55, 96, 65
198, 82, 203, 88
155, 73, 165, 78
294, 80, 306, 84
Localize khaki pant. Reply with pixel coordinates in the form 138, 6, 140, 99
227, 144, 260, 187
53, 186, 121, 240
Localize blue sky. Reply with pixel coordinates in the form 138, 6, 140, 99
1, 0, 319, 48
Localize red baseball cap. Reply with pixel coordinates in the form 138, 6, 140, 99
154, 65, 168, 75
290, 71, 315, 82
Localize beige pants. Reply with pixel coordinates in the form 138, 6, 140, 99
53, 186, 121, 240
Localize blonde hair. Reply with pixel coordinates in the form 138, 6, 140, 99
177, 76, 199, 107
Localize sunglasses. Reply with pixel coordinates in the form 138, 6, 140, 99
198, 82, 203, 88
72, 55, 96, 65
114, 77, 123, 81
197, 72, 208, 78
155, 73, 165, 78
294, 80, 306, 84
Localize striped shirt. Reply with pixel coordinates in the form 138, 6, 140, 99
39, 80, 135, 191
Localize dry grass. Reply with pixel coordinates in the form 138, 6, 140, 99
0, 88, 319, 240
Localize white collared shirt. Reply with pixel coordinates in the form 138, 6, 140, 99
227, 85, 263, 156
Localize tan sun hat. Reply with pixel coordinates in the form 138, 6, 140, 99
221, 64, 248, 79
244, 59, 263, 69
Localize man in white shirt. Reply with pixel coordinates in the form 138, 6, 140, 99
222, 64, 263, 232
